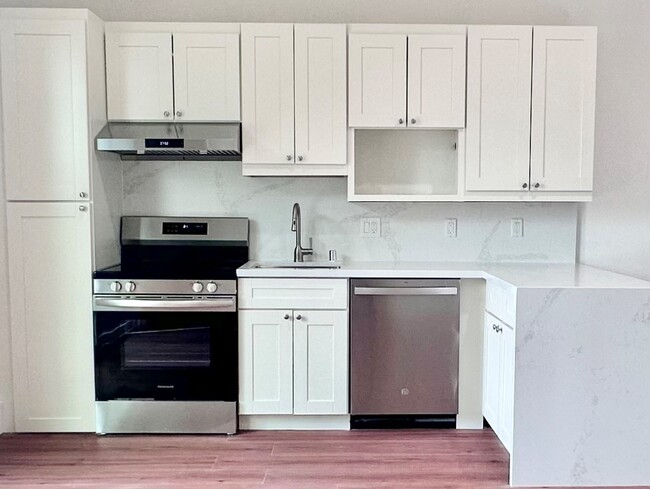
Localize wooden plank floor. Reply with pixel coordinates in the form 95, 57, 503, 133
0, 429, 627, 488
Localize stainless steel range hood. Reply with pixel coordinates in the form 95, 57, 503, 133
95, 122, 241, 161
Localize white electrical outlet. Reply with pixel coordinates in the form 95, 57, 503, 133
360, 217, 381, 238
511, 218, 524, 238
445, 218, 457, 238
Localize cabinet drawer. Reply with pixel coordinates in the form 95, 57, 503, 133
239, 279, 348, 310
485, 279, 516, 326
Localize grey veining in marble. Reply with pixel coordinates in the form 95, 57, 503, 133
122, 161, 578, 263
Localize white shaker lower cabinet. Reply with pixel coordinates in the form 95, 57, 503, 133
6, 203, 95, 432
238, 279, 349, 418
482, 311, 515, 453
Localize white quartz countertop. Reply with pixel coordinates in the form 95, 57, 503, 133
237, 261, 650, 289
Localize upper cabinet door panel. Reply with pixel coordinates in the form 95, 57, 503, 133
530, 27, 597, 192
241, 24, 295, 164
173, 33, 241, 122
348, 34, 407, 128
465, 26, 533, 192
105, 32, 173, 121
407, 34, 467, 128
294, 24, 347, 165
0, 19, 90, 201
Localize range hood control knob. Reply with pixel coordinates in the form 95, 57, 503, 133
110, 281, 122, 292
124, 281, 136, 293
192, 282, 204, 293
206, 282, 218, 293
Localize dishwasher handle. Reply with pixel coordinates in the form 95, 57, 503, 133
353, 286, 458, 296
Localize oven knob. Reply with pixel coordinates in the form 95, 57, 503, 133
124, 281, 136, 293
206, 282, 218, 293
110, 281, 122, 292
192, 282, 204, 293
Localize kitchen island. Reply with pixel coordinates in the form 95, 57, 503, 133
238, 262, 650, 487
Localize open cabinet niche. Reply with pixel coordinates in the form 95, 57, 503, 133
348, 129, 464, 201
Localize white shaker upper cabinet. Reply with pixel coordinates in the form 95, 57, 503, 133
241, 24, 295, 164
173, 33, 241, 122
465, 26, 533, 192
0, 19, 90, 201
294, 24, 347, 165
530, 27, 597, 192
348, 34, 407, 128
7, 203, 95, 432
105, 32, 173, 121
407, 34, 467, 128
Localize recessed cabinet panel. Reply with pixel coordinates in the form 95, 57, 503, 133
482, 313, 502, 429
241, 23, 295, 164
407, 34, 466, 128
239, 310, 294, 415
0, 19, 90, 201
499, 323, 515, 452
465, 26, 532, 192
173, 33, 241, 122
7, 203, 95, 432
294, 24, 347, 165
348, 34, 407, 128
530, 27, 597, 192
105, 32, 173, 121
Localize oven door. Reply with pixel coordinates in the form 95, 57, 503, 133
93, 296, 237, 402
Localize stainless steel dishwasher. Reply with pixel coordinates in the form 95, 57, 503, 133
350, 279, 460, 427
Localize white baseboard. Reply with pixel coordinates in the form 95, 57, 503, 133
456, 413, 484, 429
239, 415, 350, 431
0, 401, 4, 434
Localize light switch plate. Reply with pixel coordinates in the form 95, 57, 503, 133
360, 217, 381, 238
445, 218, 457, 238
511, 218, 524, 238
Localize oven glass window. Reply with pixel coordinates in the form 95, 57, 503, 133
120, 321, 211, 369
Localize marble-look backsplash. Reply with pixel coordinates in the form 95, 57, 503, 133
122, 161, 578, 263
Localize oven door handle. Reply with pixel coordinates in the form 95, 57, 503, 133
93, 297, 236, 312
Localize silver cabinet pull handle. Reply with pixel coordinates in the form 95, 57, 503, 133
522, 183, 528, 189
534, 182, 541, 189
410, 118, 416, 124
354, 287, 457, 296
176, 110, 183, 117
286, 154, 293, 161
79, 192, 87, 198
163, 111, 170, 117
295, 314, 302, 320
284, 314, 291, 320
79, 205, 87, 212
398, 118, 404, 124
297, 155, 304, 161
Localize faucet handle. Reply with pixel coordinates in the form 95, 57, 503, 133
308, 237, 313, 249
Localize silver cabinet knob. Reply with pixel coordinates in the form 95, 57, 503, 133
192, 282, 204, 293
284, 314, 291, 320
534, 182, 541, 189
124, 281, 136, 293
206, 282, 218, 293
398, 118, 404, 125
79, 192, 87, 198
176, 110, 183, 117
110, 281, 122, 292
78, 205, 87, 211
164, 111, 170, 117
522, 183, 528, 189
297, 155, 304, 161
295, 314, 302, 321
410, 118, 416, 124
286, 154, 293, 161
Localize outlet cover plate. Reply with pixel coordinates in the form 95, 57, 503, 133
445, 218, 457, 238
511, 218, 524, 238
360, 217, 381, 238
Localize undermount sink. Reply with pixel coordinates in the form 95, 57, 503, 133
252, 262, 342, 269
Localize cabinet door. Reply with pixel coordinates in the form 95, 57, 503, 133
530, 27, 597, 192
293, 310, 348, 415
482, 313, 502, 430
105, 32, 173, 121
241, 24, 295, 164
407, 34, 466, 128
294, 24, 347, 165
239, 309, 294, 414
466, 26, 532, 192
499, 323, 515, 453
0, 19, 90, 201
7, 203, 95, 432
173, 33, 241, 122
348, 34, 407, 128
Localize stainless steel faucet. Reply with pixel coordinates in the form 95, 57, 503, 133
291, 203, 313, 262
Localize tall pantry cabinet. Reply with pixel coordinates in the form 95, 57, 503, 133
0, 9, 112, 432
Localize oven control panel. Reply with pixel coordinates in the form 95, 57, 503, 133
93, 279, 235, 296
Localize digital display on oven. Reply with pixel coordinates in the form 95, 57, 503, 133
162, 222, 208, 235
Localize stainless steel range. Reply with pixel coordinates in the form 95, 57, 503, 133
92, 216, 249, 435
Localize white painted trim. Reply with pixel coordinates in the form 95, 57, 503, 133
105, 22, 240, 34
239, 415, 350, 431
0, 8, 91, 20
347, 24, 467, 35
242, 164, 347, 177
